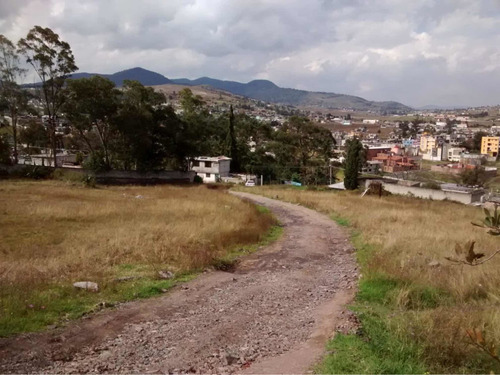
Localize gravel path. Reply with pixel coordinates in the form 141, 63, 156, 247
0, 191, 358, 374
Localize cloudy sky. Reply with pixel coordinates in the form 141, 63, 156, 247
1, 0, 499, 108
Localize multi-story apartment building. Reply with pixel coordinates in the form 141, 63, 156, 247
419, 135, 437, 152
480, 136, 499, 158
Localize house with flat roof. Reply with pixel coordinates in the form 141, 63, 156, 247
190, 156, 231, 183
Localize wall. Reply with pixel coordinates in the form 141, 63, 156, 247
191, 160, 231, 178
200, 172, 217, 183
218, 160, 231, 177
94, 170, 196, 184
18, 154, 77, 167
366, 180, 484, 205
0, 165, 195, 184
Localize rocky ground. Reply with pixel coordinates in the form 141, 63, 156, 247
0, 192, 359, 374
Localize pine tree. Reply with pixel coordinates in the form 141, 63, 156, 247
344, 138, 363, 190
226, 105, 240, 172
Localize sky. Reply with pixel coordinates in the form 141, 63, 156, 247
1, 0, 499, 108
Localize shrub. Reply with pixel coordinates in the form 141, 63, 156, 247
10, 165, 53, 179
423, 181, 442, 190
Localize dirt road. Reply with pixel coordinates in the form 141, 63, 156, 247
0, 191, 358, 374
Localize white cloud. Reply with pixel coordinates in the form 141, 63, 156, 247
0, 0, 499, 107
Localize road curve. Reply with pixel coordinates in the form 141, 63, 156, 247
0, 191, 358, 374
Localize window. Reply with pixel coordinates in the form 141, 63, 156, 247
206, 173, 211, 177
192, 160, 200, 167
205, 161, 212, 168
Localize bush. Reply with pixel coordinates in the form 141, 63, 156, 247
82, 152, 108, 172
423, 181, 442, 190
460, 167, 487, 186
10, 165, 54, 179
193, 175, 203, 184
0, 134, 12, 165
52, 169, 96, 187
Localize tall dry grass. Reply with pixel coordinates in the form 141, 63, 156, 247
0, 181, 273, 311
241, 186, 500, 371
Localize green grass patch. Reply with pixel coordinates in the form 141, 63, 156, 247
330, 214, 350, 227
0, 273, 197, 337
316, 305, 426, 374
358, 275, 400, 304
316, 213, 454, 373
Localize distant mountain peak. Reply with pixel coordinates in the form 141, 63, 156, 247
247, 79, 278, 89
68, 67, 171, 87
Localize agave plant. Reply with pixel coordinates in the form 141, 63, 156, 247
472, 204, 500, 236
445, 241, 485, 265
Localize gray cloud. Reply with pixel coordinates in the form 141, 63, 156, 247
1, 0, 499, 107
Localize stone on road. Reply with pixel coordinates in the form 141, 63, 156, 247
0, 191, 358, 374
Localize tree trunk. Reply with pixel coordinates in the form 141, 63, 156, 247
50, 116, 57, 167
12, 111, 18, 164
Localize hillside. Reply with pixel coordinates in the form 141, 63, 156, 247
68, 67, 172, 87
171, 77, 412, 113
43, 66, 411, 113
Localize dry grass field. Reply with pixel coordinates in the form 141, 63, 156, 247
0, 180, 275, 336
237, 186, 500, 373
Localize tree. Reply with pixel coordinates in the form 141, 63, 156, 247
460, 166, 487, 187
271, 116, 335, 184
19, 118, 49, 153
179, 87, 204, 115
0, 35, 27, 163
0, 134, 11, 164
18, 26, 78, 167
64, 76, 120, 169
114, 80, 186, 171
177, 88, 226, 160
344, 137, 363, 190
226, 104, 240, 172
472, 131, 487, 152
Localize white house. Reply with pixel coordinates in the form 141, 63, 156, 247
190, 156, 231, 183
422, 143, 450, 161
447, 147, 464, 162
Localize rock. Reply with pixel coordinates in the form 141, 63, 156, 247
428, 260, 441, 267
73, 281, 99, 292
158, 270, 174, 279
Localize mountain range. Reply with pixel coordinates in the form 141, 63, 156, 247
69, 67, 412, 113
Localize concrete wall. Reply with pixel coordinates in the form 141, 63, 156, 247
366, 180, 484, 204
93, 170, 196, 184
0, 165, 195, 184
18, 154, 77, 167
218, 160, 231, 177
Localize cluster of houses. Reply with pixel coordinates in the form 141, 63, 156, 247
356, 135, 499, 175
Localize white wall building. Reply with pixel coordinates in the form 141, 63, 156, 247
447, 147, 464, 162
190, 156, 231, 183
422, 143, 450, 161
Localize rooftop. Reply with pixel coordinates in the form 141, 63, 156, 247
193, 156, 231, 161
